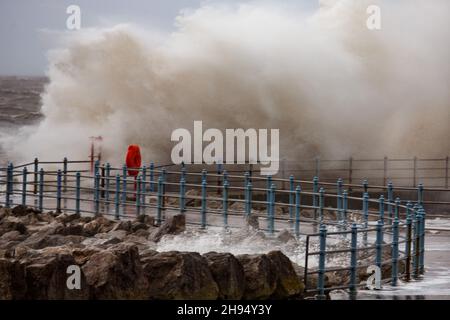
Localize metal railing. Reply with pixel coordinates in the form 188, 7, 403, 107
0, 158, 436, 299
279, 157, 450, 188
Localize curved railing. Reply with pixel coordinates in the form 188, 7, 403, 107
0, 158, 432, 299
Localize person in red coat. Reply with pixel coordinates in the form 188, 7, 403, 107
126, 144, 142, 193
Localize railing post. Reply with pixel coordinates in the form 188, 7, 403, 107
419, 208, 426, 274
136, 175, 141, 216
317, 224, 327, 300
363, 192, 369, 246
269, 183, 276, 234
139, 171, 145, 212
244, 171, 249, 191
33, 157, 38, 194
94, 172, 100, 215
63, 157, 68, 193
216, 163, 222, 195
376, 219, 384, 272
122, 164, 127, 204
56, 169, 62, 213
245, 178, 249, 214
100, 165, 105, 199
137, 174, 146, 209
406, 201, 412, 219
149, 162, 154, 192
157, 176, 163, 226
405, 210, 412, 281
245, 182, 252, 217
313, 176, 319, 221
223, 170, 228, 186
383, 156, 388, 186
94, 159, 99, 176
142, 165, 147, 193
115, 174, 120, 220
319, 187, 324, 223
304, 236, 310, 290
289, 175, 294, 228
337, 178, 343, 219
21, 167, 27, 206
105, 163, 111, 203
161, 168, 167, 210
38, 168, 44, 212
181, 164, 186, 181
180, 177, 186, 214
391, 218, 399, 286
202, 169, 207, 183
75, 172, 81, 214
394, 197, 400, 219
223, 180, 229, 229
342, 190, 348, 222
201, 179, 207, 229
417, 183, 424, 207
363, 179, 368, 194
378, 195, 385, 224
295, 185, 301, 237
349, 223, 358, 299
266, 176, 272, 217
5, 163, 13, 208
387, 181, 393, 225
413, 207, 420, 278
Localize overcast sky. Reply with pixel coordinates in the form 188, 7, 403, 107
0, 0, 317, 76
0, 0, 208, 75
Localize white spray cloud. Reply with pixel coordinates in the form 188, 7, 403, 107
5, 0, 449, 166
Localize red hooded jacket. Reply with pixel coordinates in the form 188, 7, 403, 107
126, 145, 142, 177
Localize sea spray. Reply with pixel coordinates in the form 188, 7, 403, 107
4, 0, 449, 165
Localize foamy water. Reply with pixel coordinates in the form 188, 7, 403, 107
156, 226, 309, 266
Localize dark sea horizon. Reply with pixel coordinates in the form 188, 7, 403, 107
0, 76, 47, 165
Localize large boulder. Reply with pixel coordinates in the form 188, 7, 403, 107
21, 246, 90, 299
236, 254, 278, 300
0, 258, 26, 299
134, 214, 155, 227
149, 214, 186, 242
21, 230, 85, 250
142, 251, 218, 300
82, 243, 148, 299
10, 205, 52, 225
72, 247, 102, 265
266, 250, 303, 298
111, 220, 133, 233
0, 207, 11, 221
82, 216, 115, 236
1, 230, 27, 242
203, 252, 245, 300
11, 205, 33, 217
55, 212, 81, 224
0, 216, 27, 234
54, 223, 85, 236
